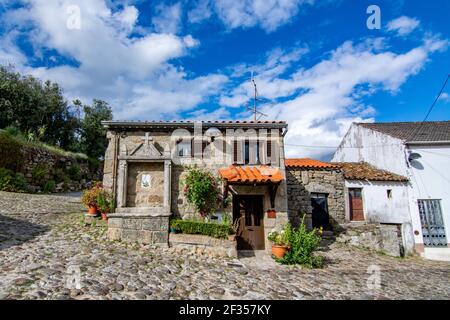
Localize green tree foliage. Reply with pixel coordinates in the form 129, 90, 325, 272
77, 99, 113, 159
0, 66, 113, 159
0, 65, 79, 149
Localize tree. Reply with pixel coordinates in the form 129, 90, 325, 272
79, 99, 113, 159
0, 65, 79, 149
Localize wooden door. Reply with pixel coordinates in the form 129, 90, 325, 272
349, 188, 364, 221
233, 196, 265, 250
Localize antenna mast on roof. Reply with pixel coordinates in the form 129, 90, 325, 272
247, 72, 268, 121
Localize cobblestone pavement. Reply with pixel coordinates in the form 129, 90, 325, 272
0, 191, 449, 300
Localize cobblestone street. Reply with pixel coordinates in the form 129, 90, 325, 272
0, 191, 449, 300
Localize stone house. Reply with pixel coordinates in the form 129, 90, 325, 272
333, 121, 450, 260
101, 120, 289, 253
285, 158, 345, 231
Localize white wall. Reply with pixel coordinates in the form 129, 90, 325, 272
345, 180, 411, 224
333, 124, 450, 251
332, 124, 408, 176
406, 144, 450, 248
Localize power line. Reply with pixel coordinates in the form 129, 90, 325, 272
423, 73, 450, 122
410, 73, 450, 142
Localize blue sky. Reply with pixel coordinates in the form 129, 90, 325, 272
0, 0, 449, 159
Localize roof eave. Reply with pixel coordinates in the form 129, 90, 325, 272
406, 140, 450, 145
102, 120, 288, 130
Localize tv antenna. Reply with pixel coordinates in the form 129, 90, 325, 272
246, 72, 268, 121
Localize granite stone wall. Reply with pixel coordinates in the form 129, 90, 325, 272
19, 146, 101, 193
336, 223, 403, 257
286, 167, 345, 228
107, 215, 169, 245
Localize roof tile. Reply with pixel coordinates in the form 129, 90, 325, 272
335, 162, 408, 182
357, 121, 450, 142
219, 165, 284, 184
285, 158, 339, 169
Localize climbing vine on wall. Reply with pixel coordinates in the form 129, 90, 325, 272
182, 167, 220, 217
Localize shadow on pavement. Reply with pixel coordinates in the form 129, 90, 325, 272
0, 214, 49, 250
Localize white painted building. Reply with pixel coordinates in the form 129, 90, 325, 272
332, 121, 450, 261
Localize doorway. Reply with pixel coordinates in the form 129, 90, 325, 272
311, 193, 331, 230
349, 188, 364, 221
233, 195, 265, 250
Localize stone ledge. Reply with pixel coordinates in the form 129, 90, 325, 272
169, 233, 237, 258
107, 214, 169, 245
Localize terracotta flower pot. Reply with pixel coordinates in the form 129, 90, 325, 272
88, 205, 98, 216
228, 234, 236, 241
272, 245, 289, 259
267, 210, 277, 219
101, 212, 108, 221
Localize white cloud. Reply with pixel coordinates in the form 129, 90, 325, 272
152, 2, 183, 34
439, 92, 450, 103
1, 0, 227, 119
217, 36, 448, 159
387, 16, 420, 36
188, 0, 213, 24
112, 5, 139, 34
188, 0, 314, 32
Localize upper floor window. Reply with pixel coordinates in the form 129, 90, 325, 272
177, 140, 191, 157
234, 138, 274, 165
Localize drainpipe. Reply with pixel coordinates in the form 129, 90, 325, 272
281, 124, 288, 137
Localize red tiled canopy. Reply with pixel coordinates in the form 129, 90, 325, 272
285, 158, 339, 169
219, 165, 284, 184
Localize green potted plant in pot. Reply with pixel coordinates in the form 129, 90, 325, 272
81, 183, 102, 216
169, 219, 180, 234
96, 189, 114, 221
268, 227, 291, 259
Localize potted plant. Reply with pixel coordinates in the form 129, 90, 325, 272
81, 183, 102, 216
96, 189, 114, 221
169, 219, 179, 234
267, 209, 277, 219
268, 229, 290, 259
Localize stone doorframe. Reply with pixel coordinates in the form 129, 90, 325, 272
116, 156, 172, 211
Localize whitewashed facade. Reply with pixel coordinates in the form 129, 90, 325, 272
333, 122, 450, 261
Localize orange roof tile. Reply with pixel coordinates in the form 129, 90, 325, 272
219, 165, 284, 184
285, 158, 339, 169
335, 162, 408, 182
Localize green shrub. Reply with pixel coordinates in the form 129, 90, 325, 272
277, 221, 323, 268
32, 163, 49, 181
0, 131, 23, 171
14, 173, 28, 192
54, 168, 67, 183
170, 219, 233, 239
66, 164, 81, 180
3, 125, 21, 137
43, 180, 56, 193
0, 168, 28, 192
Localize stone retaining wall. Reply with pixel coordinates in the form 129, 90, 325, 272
107, 214, 169, 245
19, 146, 101, 193
169, 233, 237, 258
336, 223, 403, 257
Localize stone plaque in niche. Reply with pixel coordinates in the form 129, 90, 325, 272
141, 173, 151, 188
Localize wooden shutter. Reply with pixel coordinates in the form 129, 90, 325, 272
233, 140, 238, 163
